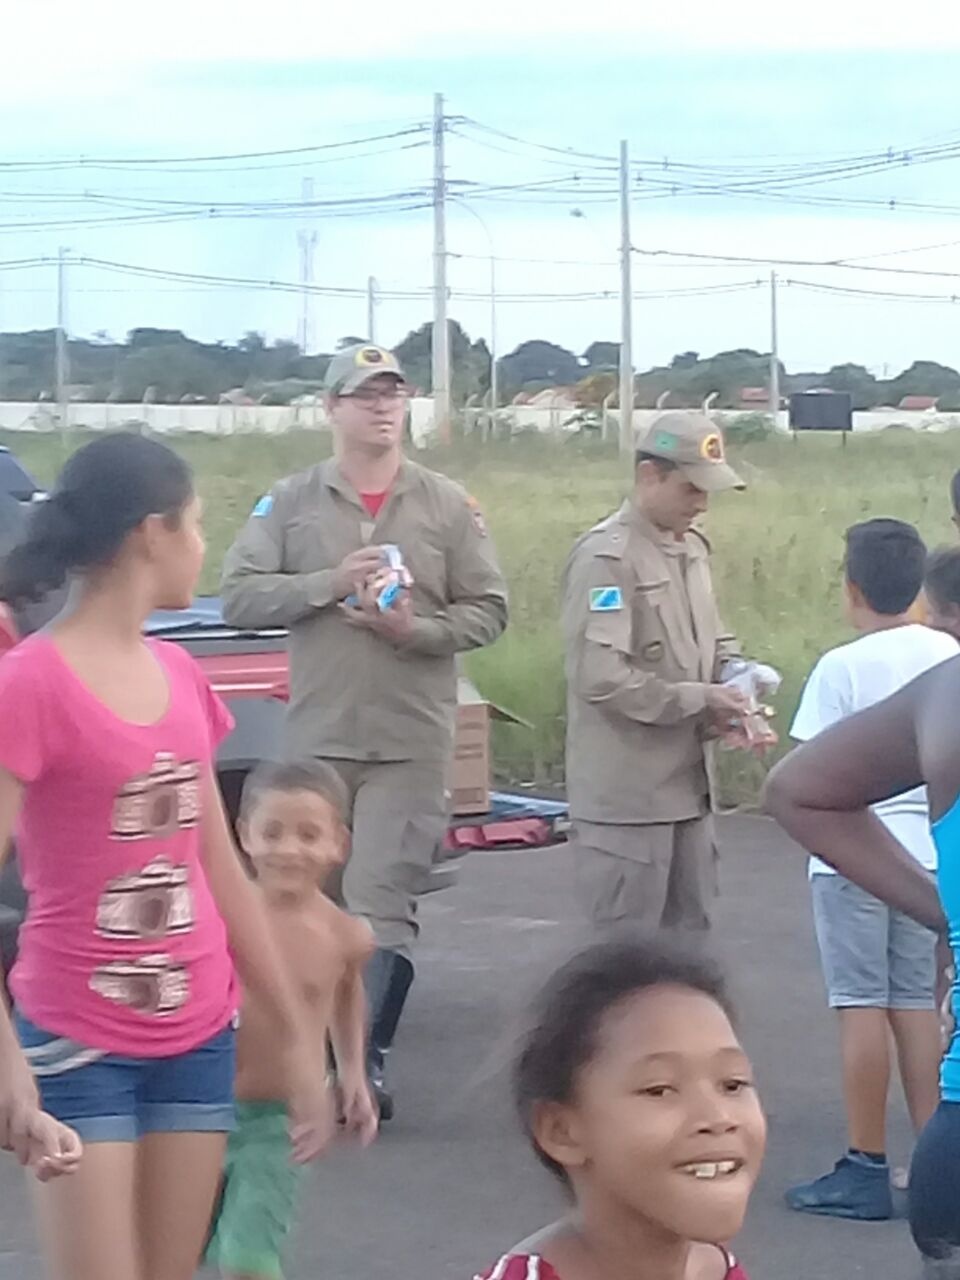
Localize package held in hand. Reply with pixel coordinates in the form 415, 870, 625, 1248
345, 544, 414, 613
719, 658, 782, 749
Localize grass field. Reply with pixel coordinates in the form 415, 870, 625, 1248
5, 426, 960, 805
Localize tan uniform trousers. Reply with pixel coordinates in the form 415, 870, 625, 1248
324, 758, 448, 956
573, 816, 718, 933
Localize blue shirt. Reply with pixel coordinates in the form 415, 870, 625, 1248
933, 798, 960, 1101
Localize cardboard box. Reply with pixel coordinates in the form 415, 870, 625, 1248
452, 676, 529, 817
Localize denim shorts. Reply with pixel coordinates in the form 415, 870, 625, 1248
811, 874, 937, 1010
15, 1011, 237, 1143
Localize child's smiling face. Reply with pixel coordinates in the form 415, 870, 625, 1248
242, 788, 346, 899
535, 984, 767, 1245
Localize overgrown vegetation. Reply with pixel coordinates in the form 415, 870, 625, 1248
5, 426, 958, 806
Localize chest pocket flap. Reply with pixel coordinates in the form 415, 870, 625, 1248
631, 573, 699, 673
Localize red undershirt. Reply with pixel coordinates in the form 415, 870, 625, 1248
360, 491, 389, 518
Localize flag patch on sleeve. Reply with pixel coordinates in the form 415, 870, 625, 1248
252, 494, 273, 518
589, 586, 623, 612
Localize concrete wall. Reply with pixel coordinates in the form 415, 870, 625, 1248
2, 400, 958, 446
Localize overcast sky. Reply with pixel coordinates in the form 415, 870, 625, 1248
6, 1, 960, 375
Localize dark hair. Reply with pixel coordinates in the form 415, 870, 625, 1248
844, 518, 926, 616
925, 546, 960, 612
634, 450, 678, 474
951, 469, 960, 517
0, 432, 193, 607
514, 938, 732, 1184
240, 759, 349, 825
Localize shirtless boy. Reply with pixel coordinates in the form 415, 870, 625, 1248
207, 760, 378, 1280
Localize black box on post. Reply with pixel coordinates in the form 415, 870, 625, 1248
788, 390, 853, 432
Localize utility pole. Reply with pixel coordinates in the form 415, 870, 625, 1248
618, 140, 634, 459
769, 270, 780, 422
432, 92, 451, 444
297, 178, 317, 355
367, 276, 378, 343
56, 247, 69, 431
489, 252, 498, 424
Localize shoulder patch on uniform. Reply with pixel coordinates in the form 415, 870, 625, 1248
251, 494, 273, 518
589, 586, 623, 612
466, 495, 488, 537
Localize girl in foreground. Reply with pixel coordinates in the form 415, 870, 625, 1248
0, 433, 331, 1280
476, 939, 766, 1280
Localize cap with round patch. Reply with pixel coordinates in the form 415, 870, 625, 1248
324, 343, 406, 396
635, 411, 744, 492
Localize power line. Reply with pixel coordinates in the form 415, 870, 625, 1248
0, 190, 435, 234
457, 115, 960, 186
635, 244, 960, 280
785, 278, 960, 304
451, 251, 617, 267
0, 126, 432, 173
0, 253, 763, 305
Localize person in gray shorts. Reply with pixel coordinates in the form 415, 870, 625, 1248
812, 876, 937, 1015
784, 520, 955, 1222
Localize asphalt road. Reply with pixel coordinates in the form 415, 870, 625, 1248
0, 815, 921, 1279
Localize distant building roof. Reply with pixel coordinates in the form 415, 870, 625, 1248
526, 387, 578, 409
898, 395, 938, 411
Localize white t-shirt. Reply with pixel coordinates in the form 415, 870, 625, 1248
791, 624, 958, 876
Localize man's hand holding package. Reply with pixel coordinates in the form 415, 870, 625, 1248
331, 547, 391, 602
341, 577, 415, 643
705, 684, 778, 755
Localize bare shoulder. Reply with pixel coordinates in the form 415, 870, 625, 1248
337, 910, 376, 965
307, 895, 374, 962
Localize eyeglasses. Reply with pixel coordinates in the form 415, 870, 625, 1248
345, 385, 409, 407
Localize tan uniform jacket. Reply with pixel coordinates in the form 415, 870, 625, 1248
561, 501, 739, 824
221, 458, 508, 763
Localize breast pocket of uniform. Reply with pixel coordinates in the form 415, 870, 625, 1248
284, 516, 334, 573
630, 580, 673, 668
404, 538, 447, 606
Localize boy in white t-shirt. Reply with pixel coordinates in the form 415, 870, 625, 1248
787, 518, 957, 1222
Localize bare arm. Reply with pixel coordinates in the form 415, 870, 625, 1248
329, 961, 368, 1088
329, 933, 378, 1145
0, 769, 81, 1177
199, 773, 334, 1159
763, 680, 946, 932
0, 772, 36, 1112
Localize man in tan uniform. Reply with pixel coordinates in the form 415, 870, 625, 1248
221, 343, 508, 1117
561, 411, 748, 934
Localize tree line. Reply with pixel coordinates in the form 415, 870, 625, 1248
0, 322, 957, 411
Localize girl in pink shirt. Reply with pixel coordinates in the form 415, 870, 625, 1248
0, 433, 332, 1280
474, 939, 766, 1280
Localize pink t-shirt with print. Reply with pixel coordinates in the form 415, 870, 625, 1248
0, 634, 238, 1057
